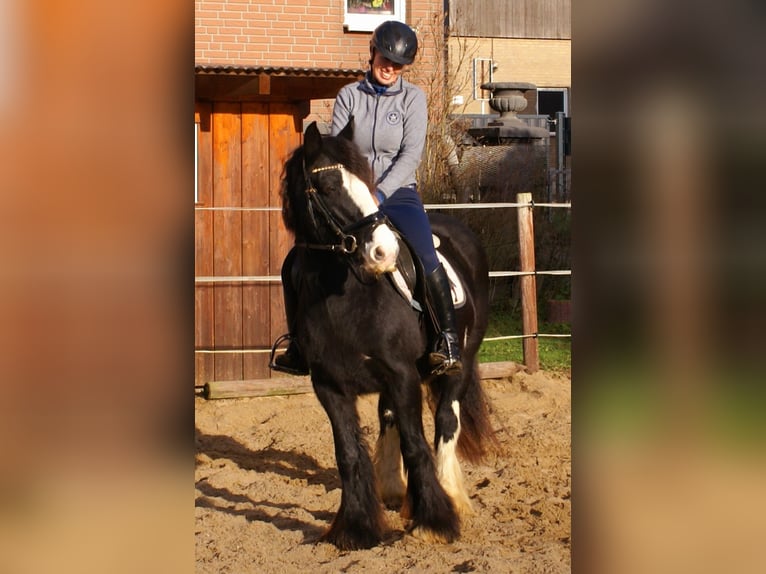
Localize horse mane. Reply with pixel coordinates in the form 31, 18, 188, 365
281, 128, 374, 234
280, 147, 308, 234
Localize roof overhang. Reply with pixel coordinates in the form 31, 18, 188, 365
195, 65, 365, 102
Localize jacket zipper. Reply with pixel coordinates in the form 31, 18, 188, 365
371, 92, 380, 180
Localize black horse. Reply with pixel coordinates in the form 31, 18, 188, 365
277, 120, 496, 550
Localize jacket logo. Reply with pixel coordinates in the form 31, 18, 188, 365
386, 111, 401, 125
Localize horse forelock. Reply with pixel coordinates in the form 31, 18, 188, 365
321, 135, 374, 191
281, 132, 377, 240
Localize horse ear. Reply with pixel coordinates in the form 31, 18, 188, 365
339, 116, 354, 141
304, 121, 322, 161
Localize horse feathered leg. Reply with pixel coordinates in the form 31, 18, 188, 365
392, 374, 460, 543
433, 397, 473, 517
313, 380, 386, 550
373, 394, 407, 509
430, 347, 498, 518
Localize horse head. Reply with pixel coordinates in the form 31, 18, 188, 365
281, 119, 399, 276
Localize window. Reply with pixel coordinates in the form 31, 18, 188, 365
537, 88, 569, 135
471, 58, 494, 113
343, 0, 406, 33
537, 88, 569, 120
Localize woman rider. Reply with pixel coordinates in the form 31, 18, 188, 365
272, 20, 461, 376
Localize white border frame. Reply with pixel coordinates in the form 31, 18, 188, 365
472, 58, 494, 102
343, 0, 406, 33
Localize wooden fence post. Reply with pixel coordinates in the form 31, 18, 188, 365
517, 192, 539, 372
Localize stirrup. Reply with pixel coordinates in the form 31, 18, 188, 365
428, 333, 462, 375
429, 353, 462, 376
269, 334, 309, 376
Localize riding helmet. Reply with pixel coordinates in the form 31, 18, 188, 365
370, 21, 418, 65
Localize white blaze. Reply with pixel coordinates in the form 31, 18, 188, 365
341, 168, 399, 273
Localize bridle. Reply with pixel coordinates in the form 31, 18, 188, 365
296, 161, 390, 255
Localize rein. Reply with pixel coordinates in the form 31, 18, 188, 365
296, 162, 388, 255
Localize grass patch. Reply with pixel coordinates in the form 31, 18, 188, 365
479, 309, 571, 372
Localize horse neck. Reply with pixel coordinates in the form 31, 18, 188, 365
297, 245, 345, 270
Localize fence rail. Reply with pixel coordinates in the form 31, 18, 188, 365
194, 194, 571, 372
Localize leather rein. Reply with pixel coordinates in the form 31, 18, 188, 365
295, 162, 389, 255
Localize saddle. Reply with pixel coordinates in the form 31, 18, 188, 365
388, 233, 466, 312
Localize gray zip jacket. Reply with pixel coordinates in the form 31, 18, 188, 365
330, 73, 427, 200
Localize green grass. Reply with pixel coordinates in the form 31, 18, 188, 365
478, 309, 571, 372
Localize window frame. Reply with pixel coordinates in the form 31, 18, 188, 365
537, 87, 569, 134
343, 0, 406, 33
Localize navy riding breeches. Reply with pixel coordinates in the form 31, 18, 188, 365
378, 185, 440, 274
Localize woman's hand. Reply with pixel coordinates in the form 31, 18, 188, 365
373, 189, 386, 206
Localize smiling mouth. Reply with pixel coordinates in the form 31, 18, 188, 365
378, 70, 397, 83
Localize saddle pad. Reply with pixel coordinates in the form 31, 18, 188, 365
432, 233, 466, 308
390, 235, 466, 310
436, 251, 466, 308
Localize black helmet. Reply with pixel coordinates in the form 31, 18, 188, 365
370, 21, 418, 65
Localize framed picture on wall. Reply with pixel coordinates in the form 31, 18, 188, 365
343, 0, 406, 32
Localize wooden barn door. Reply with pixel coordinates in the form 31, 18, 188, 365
195, 101, 301, 386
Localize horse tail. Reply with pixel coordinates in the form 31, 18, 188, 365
456, 363, 501, 464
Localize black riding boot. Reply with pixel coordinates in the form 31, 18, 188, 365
425, 264, 462, 375
269, 252, 309, 376
271, 337, 308, 376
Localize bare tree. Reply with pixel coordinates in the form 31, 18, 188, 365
411, 11, 478, 203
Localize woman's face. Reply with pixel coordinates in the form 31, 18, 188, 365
371, 51, 406, 86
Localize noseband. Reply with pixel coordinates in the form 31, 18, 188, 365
297, 162, 390, 255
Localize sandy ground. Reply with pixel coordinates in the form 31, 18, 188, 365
195, 369, 571, 573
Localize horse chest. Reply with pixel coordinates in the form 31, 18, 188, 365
300, 281, 421, 352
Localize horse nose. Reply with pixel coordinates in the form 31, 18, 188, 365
371, 244, 397, 270
368, 226, 399, 272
